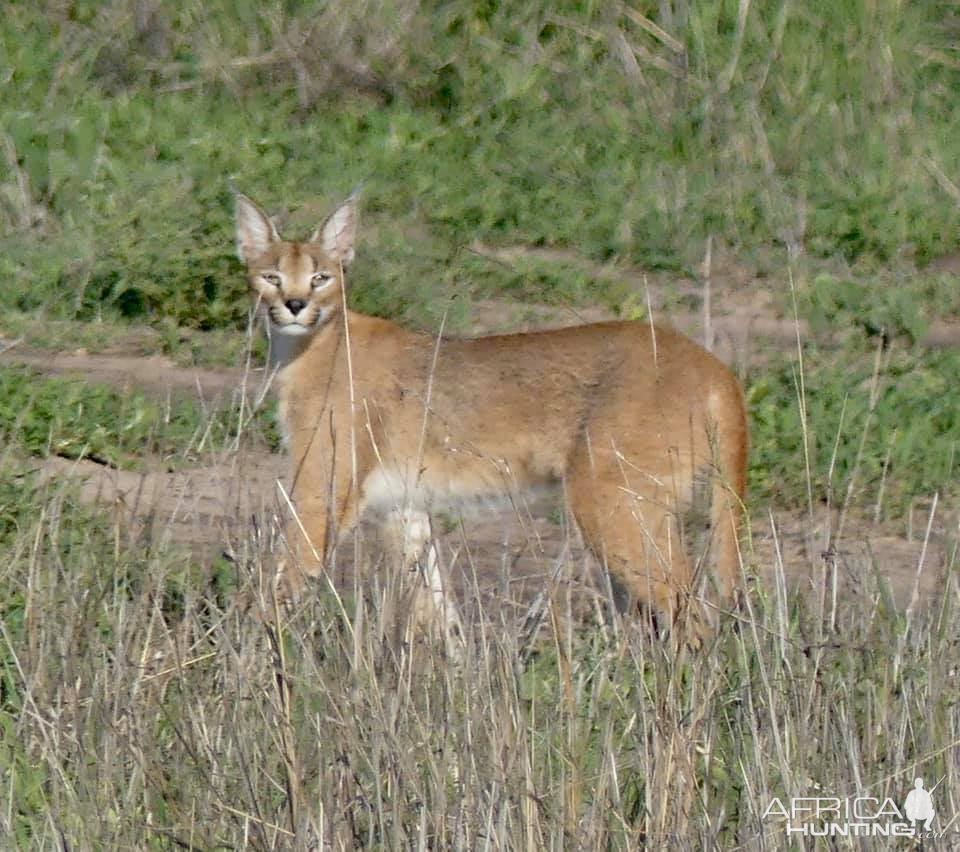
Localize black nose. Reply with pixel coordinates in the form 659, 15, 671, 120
285, 299, 306, 315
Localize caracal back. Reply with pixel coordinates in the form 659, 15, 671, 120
235, 191, 748, 633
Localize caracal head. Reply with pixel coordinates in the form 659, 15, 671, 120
235, 192, 358, 337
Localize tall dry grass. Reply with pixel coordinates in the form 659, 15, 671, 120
1, 431, 957, 848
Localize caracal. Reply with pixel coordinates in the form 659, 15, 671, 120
236, 192, 748, 634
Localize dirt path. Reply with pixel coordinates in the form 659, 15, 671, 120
1, 347, 246, 399
28, 450, 948, 620
2, 305, 951, 620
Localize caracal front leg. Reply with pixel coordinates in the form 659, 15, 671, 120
277, 475, 358, 602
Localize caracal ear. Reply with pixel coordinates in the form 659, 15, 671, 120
235, 193, 280, 266
311, 195, 358, 267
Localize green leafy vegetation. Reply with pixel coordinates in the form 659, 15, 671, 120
749, 346, 960, 514
2, 0, 960, 335
0, 365, 279, 466
802, 273, 931, 345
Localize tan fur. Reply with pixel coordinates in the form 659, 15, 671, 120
235, 193, 748, 629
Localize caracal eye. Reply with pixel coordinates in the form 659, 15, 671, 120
312, 271, 333, 288
261, 271, 281, 287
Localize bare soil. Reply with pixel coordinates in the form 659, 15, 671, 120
1, 291, 951, 623
1, 347, 245, 398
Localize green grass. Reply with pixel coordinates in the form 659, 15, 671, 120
749, 344, 960, 515
3, 0, 960, 338
0, 365, 279, 467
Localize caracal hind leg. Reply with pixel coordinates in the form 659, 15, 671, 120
566, 451, 697, 629
709, 430, 748, 608
384, 509, 463, 652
